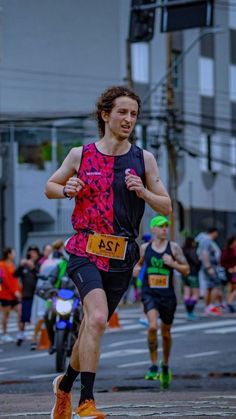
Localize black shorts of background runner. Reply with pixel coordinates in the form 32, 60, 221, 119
182, 275, 199, 288
0, 299, 19, 308
141, 289, 177, 325
67, 254, 133, 320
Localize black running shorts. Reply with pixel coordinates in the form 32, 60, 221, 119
67, 254, 133, 319
141, 289, 177, 325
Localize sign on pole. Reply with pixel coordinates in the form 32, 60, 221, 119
160, 0, 214, 33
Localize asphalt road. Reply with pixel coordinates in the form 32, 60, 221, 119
0, 301, 236, 418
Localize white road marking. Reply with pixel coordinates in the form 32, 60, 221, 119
0, 369, 17, 375
118, 324, 144, 331
118, 360, 151, 368
0, 413, 50, 417
119, 319, 133, 325
171, 319, 236, 333
204, 326, 236, 334
101, 348, 148, 359
0, 352, 47, 363
185, 351, 220, 358
29, 372, 57, 379
117, 348, 163, 368
109, 338, 145, 347
202, 395, 236, 399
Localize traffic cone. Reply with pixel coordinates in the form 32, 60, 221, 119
108, 311, 121, 329
37, 322, 51, 350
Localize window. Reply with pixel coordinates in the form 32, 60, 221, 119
229, 9, 236, 29
200, 132, 221, 174
200, 132, 208, 172
131, 42, 149, 83
201, 96, 214, 131
171, 50, 182, 91
211, 134, 221, 173
230, 138, 236, 176
230, 30, 236, 65
200, 30, 214, 59
229, 65, 236, 102
199, 57, 214, 97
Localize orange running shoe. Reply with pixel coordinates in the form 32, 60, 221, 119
74, 399, 106, 418
51, 375, 72, 419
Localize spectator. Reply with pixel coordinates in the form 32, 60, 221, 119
38, 243, 53, 265
0, 248, 21, 342
30, 243, 53, 350
196, 228, 224, 316
220, 235, 236, 313
14, 245, 41, 346
182, 237, 201, 320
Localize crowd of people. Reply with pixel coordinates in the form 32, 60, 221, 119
0, 239, 68, 347
131, 222, 236, 392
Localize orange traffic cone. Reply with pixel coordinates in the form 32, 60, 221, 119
37, 322, 51, 350
108, 311, 121, 329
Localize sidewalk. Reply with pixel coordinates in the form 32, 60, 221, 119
1, 389, 236, 418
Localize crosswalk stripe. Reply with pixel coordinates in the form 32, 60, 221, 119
101, 348, 148, 359
204, 326, 236, 334
171, 319, 236, 333
185, 351, 220, 358
0, 353, 48, 363
0, 369, 17, 376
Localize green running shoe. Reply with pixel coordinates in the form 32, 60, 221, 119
145, 365, 159, 381
159, 361, 172, 389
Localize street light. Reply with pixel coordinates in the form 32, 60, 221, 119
142, 26, 225, 106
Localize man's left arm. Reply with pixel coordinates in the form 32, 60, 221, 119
125, 150, 172, 215
163, 242, 190, 276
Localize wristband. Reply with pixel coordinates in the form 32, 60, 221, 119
63, 186, 71, 199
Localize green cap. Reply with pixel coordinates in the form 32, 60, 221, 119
149, 215, 171, 229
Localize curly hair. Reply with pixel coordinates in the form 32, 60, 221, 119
95, 85, 141, 138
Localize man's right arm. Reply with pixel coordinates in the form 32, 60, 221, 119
45, 147, 84, 199
201, 243, 215, 275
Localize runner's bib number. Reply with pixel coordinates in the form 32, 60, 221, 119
86, 233, 128, 260
148, 274, 169, 288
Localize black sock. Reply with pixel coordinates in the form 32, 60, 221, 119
79, 372, 96, 405
59, 364, 79, 393
162, 364, 169, 374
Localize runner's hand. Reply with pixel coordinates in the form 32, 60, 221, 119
162, 253, 175, 268
64, 177, 85, 198
125, 174, 145, 198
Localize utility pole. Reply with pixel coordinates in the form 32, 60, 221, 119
126, 39, 133, 89
0, 147, 6, 255
165, 32, 178, 240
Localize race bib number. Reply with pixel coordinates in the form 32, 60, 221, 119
86, 233, 128, 260
148, 274, 169, 288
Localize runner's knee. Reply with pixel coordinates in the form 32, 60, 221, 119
86, 310, 107, 334
161, 323, 171, 337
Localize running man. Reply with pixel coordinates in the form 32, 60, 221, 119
137, 215, 189, 389
45, 85, 171, 418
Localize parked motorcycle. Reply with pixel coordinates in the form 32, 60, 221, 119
36, 273, 83, 372
53, 285, 82, 372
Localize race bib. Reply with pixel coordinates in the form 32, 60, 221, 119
148, 274, 169, 288
86, 233, 128, 260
